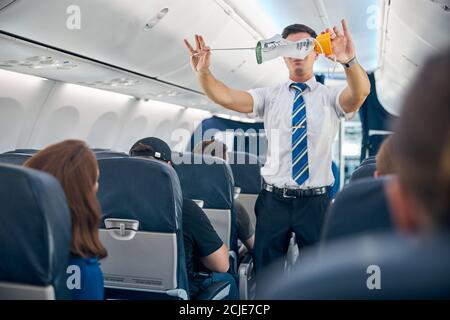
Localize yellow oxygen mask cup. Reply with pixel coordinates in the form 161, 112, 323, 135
256, 32, 333, 64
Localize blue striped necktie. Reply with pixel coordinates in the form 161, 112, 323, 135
290, 82, 309, 186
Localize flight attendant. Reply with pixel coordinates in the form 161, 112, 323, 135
184, 20, 370, 279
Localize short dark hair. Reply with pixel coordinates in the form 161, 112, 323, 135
282, 24, 317, 39
392, 49, 450, 227
376, 135, 396, 176
193, 140, 228, 161
130, 142, 155, 157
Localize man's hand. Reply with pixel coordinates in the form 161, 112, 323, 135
183, 34, 255, 114
183, 34, 211, 74
323, 19, 356, 64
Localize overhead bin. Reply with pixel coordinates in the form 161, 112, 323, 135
376, 0, 450, 115
0, 34, 220, 112
0, 0, 286, 93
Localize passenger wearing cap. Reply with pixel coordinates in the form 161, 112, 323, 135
129, 137, 239, 300
193, 139, 255, 256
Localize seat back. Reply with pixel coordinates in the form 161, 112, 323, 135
361, 156, 376, 166
173, 153, 236, 252
228, 152, 262, 227
94, 150, 129, 160
0, 153, 32, 165
321, 177, 393, 245
0, 164, 71, 300
3, 149, 39, 155
349, 163, 377, 183
263, 232, 450, 299
97, 157, 188, 300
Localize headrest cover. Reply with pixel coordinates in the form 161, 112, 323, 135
97, 157, 182, 232
0, 164, 71, 294
263, 232, 450, 299
228, 152, 262, 194
350, 163, 377, 183
3, 149, 39, 155
173, 153, 234, 209
94, 151, 129, 160
0, 153, 32, 165
322, 177, 393, 242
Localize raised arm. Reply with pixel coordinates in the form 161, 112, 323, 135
184, 35, 254, 114
325, 19, 371, 113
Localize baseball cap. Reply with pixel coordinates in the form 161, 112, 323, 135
129, 137, 172, 162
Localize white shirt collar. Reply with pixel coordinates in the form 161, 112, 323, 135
286, 76, 319, 92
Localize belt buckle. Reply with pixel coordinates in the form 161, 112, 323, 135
282, 188, 296, 199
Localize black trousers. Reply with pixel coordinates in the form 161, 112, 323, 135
253, 189, 330, 277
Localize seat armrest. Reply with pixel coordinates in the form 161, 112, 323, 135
229, 251, 238, 274
196, 281, 230, 300
239, 251, 253, 265
238, 254, 255, 300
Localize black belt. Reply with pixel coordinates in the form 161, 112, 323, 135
263, 182, 327, 198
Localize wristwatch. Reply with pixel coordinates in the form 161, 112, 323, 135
341, 56, 357, 68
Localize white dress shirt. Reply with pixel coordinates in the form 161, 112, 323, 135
248, 76, 354, 189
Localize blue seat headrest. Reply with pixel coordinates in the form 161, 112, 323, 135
349, 163, 377, 183
3, 149, 39, 155
0, 164, 71, 298
361, 156, 376, 166
95, 151, 129, 160
0, 153, 32, 165
173, 153, 234, 209
91, 148, 110, 152
263, 232, 450, 299
174, 153, 234, 209
322, 177, 393, 243
228, 152, 262, 194
97, 157, 182, 232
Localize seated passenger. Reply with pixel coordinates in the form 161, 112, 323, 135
374, 135, 395, 177
193, 139, 255, 255
388, 51, 450, 235
129, 137, 238, 300
24, 140, 107, 300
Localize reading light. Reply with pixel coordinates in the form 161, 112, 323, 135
144, 8, 169, 31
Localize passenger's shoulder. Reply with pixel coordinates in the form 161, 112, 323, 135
69, 255, 99, 269
183, 199, 205, 218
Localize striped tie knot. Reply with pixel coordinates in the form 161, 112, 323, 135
290, 82, 307, 93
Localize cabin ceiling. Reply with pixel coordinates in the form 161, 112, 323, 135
0, 0, 449, 116
376, 0, 450, 115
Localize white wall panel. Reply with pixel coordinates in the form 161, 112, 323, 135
0, 69, 54, 152
28, 82, 134, 149
34, 105, 80, 147
113, 100, 211, 153
0, 97, 22, 152
0, 69, 211, 154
